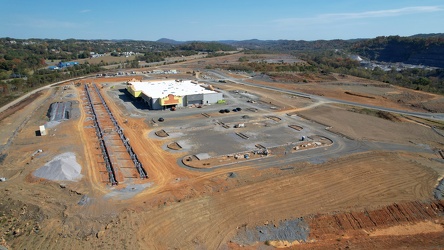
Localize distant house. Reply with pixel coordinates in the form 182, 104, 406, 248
150, 69, 178, 74
122, 51, 135, 57
57, 61, 79, 68
48, 66, 60, 70
90, 52, 105, 58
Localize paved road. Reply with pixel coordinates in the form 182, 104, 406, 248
207, 70, 444, 121
0, 75, 92, 114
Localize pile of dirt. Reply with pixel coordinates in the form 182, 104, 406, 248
344, 91, 376, 99
155, 129, 169, 137
33, 152, 82, 182
167, 142, 182, 150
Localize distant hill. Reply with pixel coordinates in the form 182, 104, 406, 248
156, 38, 185, 45
154, 35, 444, 68
409, 33, 444, 38
223, 39, 356, 51
157, 38, 356, 51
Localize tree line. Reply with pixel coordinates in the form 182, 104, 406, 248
229, 51, 444, 94
0, 38, 239, 106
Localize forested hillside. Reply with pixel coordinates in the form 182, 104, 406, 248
0, 38, 239, 107
0, 38, 172, 79
1, 35, 444, 108
226, 39, 356, 52
351, 35, 444, 68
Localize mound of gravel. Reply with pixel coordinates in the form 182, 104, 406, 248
232, 218, 309, 245
434, 178, 444, 200
33, 152, 82, 182
45, 120, 61, 128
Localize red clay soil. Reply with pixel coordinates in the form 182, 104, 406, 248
308, 200, 444, 235
77, 76, 143, 84
300, 200, 444, 249
230, 200, 444, 249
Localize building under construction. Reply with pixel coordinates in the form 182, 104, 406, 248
126, 79, 223, 110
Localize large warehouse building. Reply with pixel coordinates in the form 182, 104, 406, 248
126, 79, 224, 110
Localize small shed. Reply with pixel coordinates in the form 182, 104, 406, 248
39, 125, 47, 136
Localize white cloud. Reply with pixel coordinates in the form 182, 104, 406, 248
273, 6, 443, 26
80, 9, 92, 13
322, 6, 442, 19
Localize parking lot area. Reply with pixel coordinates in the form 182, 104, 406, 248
105, 82, 330, 160
154, 111, 333, 164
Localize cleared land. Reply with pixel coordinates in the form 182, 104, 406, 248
0, 53, 443, 249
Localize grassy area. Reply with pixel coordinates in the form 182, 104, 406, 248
0, 95, 19, 109
401, 116, 444, 129
347, 106, 444, 128
347, 107, 402, 122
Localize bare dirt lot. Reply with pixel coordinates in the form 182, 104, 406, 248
1, 54, 444, 249
298, 104, 444, 148
253, 73, 444, 113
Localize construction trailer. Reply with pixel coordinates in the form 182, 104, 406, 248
39, 125, 47, 136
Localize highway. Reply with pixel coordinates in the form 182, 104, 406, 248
207, 70, 444, 121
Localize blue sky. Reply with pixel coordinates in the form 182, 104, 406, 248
1, 0, 443, 41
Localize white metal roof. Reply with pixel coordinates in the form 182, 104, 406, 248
129, 80, 217, 99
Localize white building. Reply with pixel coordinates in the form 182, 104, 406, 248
127, 79, 223, 110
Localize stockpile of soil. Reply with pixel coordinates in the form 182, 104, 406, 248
167, 142, 182, 150
155, 129, 169, 137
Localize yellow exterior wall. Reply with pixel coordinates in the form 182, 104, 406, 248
127, 85, 142, 98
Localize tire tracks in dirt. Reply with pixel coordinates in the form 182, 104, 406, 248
127, 152, 437, 248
